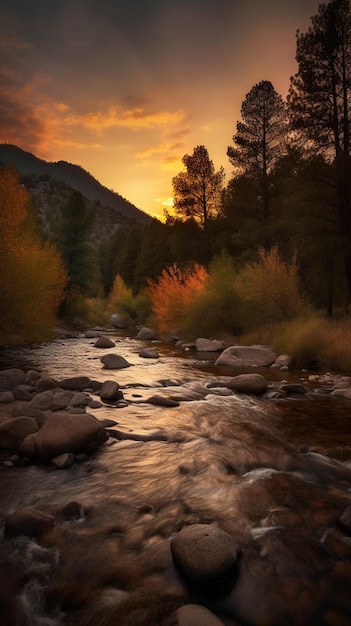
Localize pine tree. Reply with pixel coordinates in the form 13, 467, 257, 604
227, 81, 288, 223
172, 146, 224, 229
288, 0, 351, 300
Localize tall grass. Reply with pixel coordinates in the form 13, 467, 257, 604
272, 316, 351, 374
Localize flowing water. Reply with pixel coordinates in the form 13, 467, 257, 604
1, 333, 351, 625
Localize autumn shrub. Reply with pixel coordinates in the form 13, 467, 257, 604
180, 252, 244, 338
84, 297, 109, 327
237, 246, 310, 331
274, 316, 351, 373
0, 165, 67, 345
146, 263, 208, 334
107, 274, 151, 326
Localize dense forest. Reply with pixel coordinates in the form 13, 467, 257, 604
1, 0, 351, 372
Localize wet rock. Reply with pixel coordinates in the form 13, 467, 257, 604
51, 389, 75, 411
25, 370, 41, 384
228, 373, 268, 395
109, 313, 124, 328
28, 390, 54, 411
0, 368, 26, 390
12, 386, 33, 401
35, 376, 57, 392
139, 348, 160, 358
168, 604, 226, 626
61, 500, 86, 520
135, 326, 156, 340
0, 416, 39, 449
58, 376, 93, 391
331, 388, 351, 400
195, 338, 224, 352
4, 507, 55, 539
94, 335, 116, 348
70, 392, 90, 407
27, 411, 108, 461
147, 395, 180, 407
215, 345, 276, 367
0, 391, 14, 403
20, 433, 37, 457
51, 453, 76, 469
101, 354, 132, 369
88, 399, 103, 409
280, 383, 307, 395
272, 354, 293, 369
100, 380, 124, 403
171, 524, 240, 586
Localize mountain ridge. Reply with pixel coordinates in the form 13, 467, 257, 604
0, 143, 152, 226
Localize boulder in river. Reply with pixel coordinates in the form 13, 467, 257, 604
58, 376, 92, 391
215, 345, 276, 367
21, 411, 107, 461
101, 354, 132, 369
167, 604, 225, 626
170, 524, 240, 587
135, 327, 156, 340
100, 380, 124, 403
94, 336, 116, 349
0, 416, 39, 449
228, 373, 268, 395
139, 348, 160, 359
195, 338, 224, 352
0, 368, 26, 390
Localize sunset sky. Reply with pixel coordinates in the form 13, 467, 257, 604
1, 0, 320, 219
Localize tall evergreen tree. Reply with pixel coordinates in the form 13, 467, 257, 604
172, 145, 225, 229
288, 0, 351, 299
227, 80, 288, 225
55, 191, 100, 296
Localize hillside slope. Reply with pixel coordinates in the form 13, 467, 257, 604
0, 144, 152, 237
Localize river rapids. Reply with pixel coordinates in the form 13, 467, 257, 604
1, 332, 351, 625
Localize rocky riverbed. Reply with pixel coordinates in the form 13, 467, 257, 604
1, 329, 351, 625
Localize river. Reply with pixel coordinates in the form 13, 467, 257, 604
1, 332, 351, 626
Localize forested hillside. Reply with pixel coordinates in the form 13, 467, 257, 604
0, 144, 151, 244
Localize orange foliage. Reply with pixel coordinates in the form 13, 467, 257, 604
147, 263, 208, 333
0, 164, 67, 345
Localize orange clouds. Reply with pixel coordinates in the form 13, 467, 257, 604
61, 105, 188, 132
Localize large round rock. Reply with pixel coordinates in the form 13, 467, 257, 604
228, 373, 267, 395
28, 411, 107, 461
171, 524, 240, 585
169, 604, 225, 625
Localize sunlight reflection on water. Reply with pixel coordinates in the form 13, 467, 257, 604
2, 333, 351, 625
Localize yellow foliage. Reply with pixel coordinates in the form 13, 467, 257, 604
108, 274, 133, 309
147, 263, 208, 333
0, 165, 67, 345
238, 246, 308, 325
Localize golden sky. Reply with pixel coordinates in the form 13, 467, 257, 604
0, 0, 320, 219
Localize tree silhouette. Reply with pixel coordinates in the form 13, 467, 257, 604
288, 0, 351, 300
55, 190, 100, 296
172, 145, 224, 229
227, 80, 288, 223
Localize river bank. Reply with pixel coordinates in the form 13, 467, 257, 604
1, 330, 351, 625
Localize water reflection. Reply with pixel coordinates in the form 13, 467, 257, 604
1, 335, 351, 624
